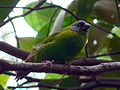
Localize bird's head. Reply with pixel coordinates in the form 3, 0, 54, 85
71, 20, 91, 32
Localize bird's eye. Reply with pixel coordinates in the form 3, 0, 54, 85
82, 24, 91, 32
79, 22, 85, 27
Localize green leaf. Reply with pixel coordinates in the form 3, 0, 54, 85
62, 14, 76, 28
108, 38, 120, 60
87, 22, 112, 55
69, 0, 97, 19
101, 71, 120, 77
99, 27, 120, 77
93, 38, 112, 60
40, 79, 62, 90
40, 74, 68, 90
93, 0, 119, 25
19, 37, 42, 52
23, 2, 59, 32
76, 0, 97, 19
108, 27, 120, 61
0, 0, 19, 23
44, 74, 80, 89
0, 84, 4, 90
111, 27, 120, 37
45, 73, 65, 79
40, 79, 60, 85
37, 23, 50, 40
0, 74, 9, 87
59, 76, 80, 88
95, 87, 117, 90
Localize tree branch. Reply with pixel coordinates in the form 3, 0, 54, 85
1, 58, 120, 76
71, 58, 115, 66
2, 58, 120, 90
0, 41, 29, 59
79, 77, 120, 83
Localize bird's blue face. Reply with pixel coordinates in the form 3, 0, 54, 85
71, 20, 91, 32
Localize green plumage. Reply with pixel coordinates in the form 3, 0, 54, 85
16, 20, 91, 80
32, 28, 87, 64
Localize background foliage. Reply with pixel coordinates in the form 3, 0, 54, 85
0, 0, 119, 89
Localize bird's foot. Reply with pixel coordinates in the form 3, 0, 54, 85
41, 60, 54, 71
64, 62, 72, 74
41, 60, 54, 64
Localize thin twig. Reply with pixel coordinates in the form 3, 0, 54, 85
0, 0, 47, 27
88, 51, 120, 58
0, 5, 79, 20
8, 16, 20, 48
47, 8, 59, 36
0, 4, 79, 27
115, 0, 120, 25
0, 6, 32, 9
79, 77, 120, 83
85, 42, 89, 57
88, 22, 120, 40
71, 58, 115, 66
38, 5, 79, 20
8, 83, 68, 90
8, 81, 120, 90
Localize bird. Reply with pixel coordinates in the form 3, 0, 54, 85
15, 20, 91, 81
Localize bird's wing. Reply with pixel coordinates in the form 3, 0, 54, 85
40, 32, 59, 44
32, 44, 44, 50
32, 32, 59, 50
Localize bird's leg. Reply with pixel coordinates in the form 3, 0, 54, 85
85, 42, 89, 57
25, 50, 36, 62
41, 60, 53, 63
64, 61, 72, 74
